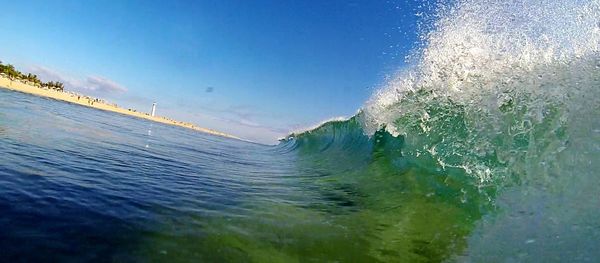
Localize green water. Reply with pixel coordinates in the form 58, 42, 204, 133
124, 115, 493, 262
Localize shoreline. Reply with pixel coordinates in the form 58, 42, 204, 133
0, 75, 241, 140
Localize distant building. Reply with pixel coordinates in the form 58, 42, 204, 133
151, 102, 157, 117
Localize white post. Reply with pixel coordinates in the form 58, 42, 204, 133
151, 102, 157, 117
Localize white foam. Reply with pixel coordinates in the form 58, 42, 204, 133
361, 0, 600, 183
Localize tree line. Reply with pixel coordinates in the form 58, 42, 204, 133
0, 61, 64, 91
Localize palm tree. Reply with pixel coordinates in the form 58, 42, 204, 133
3, 64, 17, 78
56, 82, 64, 91
0, 60, 64, 90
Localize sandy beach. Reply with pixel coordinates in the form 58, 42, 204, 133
0, 75, 239, 140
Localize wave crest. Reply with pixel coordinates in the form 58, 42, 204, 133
360, 0, 600, 184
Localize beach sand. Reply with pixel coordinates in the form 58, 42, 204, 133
0, 76, 240, 140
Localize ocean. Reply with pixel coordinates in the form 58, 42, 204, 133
2, 0, 600, 262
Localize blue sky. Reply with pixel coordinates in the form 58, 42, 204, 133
0, 0, 423, 143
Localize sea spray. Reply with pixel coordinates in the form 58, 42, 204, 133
279, 0, 600, 261
362, 0, 600, 186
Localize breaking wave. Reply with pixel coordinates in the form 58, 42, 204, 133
285, 0, 600, 190
279, 0, 600, 260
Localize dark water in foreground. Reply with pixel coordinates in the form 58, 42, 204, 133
0, 89, 304, 261
0, 88, 491, 262
1, 79, 600, 263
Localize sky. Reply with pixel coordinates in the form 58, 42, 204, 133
0, 0, 424, 144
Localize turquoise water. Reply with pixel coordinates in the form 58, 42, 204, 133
0, 88, 492, 262
2, 0, 600, 261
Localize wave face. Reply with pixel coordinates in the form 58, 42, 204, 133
284, 0, 600, 260
280, 115, 495, 261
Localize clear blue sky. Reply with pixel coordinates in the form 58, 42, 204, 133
0, 0, 424, 143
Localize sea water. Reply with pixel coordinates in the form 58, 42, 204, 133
2, 0, 600, 262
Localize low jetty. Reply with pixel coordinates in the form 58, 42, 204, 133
0, 75, 240, 140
